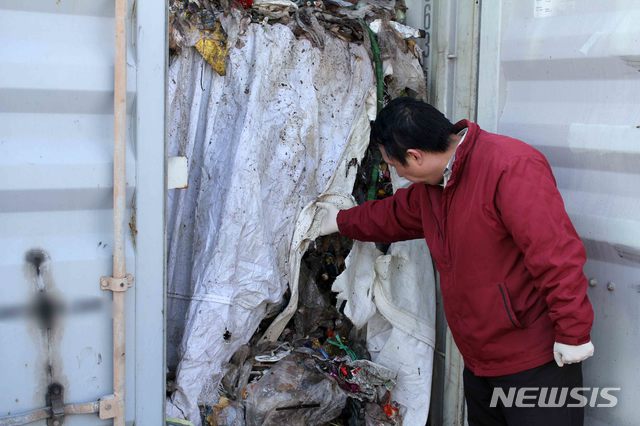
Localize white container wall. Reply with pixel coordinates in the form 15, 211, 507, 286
0, 1, 165, 425
478, 1, 640, 425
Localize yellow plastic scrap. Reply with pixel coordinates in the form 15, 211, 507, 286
195, 21, 229, 76
205, 396, 231, 426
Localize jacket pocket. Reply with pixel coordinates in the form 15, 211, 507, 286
498, 283, 523, 329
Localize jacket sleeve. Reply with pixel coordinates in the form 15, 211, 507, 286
495, 155, 594, 345
336, 184, 424, 243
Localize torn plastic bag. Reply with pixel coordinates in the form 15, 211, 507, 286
332, 242, 381, 328
194, 21, 229, 76
204, 397, 245, 426
244, 352, 348, 426
374, 20, 427, 99
365, 401, 401, 426
165, 17, 375, 425
252, 0, 298, 19
293, 262, 333, 338
369, 19, 425, 39
322, 358, 396, 402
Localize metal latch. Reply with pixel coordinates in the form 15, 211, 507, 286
99, 394, 124, 420
100, 274, 134, 292
46, 383, 64, 426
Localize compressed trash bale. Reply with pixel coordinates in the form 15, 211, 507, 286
244, 352, 347, 425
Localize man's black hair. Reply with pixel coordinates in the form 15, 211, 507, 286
370, 97, 455, 165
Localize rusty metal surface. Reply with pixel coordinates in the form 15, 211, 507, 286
0, 401, 99, 426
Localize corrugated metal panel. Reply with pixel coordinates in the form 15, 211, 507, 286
0, 1, 166, 424
478, 1, 640, 425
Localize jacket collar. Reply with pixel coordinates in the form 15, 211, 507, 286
444, 120, 479, 189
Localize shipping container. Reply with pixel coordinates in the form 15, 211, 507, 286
1, 0, 638, 425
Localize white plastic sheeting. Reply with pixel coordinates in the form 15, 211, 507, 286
165, 20, 375, 423
359, 241, 435, 426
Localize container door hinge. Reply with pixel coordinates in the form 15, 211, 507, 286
46, 383, 64, 426
99, 394, 124, 420
100, 274, 134, 292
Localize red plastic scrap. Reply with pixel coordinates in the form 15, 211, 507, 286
340, 365, 349, 377
383, 402, 399, 419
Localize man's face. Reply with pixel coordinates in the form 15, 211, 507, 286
379, 146, 445, 185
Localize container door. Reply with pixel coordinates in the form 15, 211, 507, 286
0, 1, 165, 424
478, 1, 640, 425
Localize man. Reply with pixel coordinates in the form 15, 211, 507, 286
317, 97, 594, 425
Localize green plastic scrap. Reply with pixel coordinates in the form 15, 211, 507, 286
361, 19, 384, 114
366, 162, 380, 201
327, 334, 358, 361
166, 417, 195, 426
361, 19, 385, 201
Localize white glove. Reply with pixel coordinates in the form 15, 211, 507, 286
553, 341, 594, 367
316, 202, 340, 236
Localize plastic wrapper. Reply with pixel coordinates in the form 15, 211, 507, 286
205, 397, 246, 426
244, 353, 347, 425
318, 358, 396, 402
293, 262, 333, 338
369, 19, 425, 39
194, 21, 229, 76
374, 20, 427, 99
365, 401, 401, 426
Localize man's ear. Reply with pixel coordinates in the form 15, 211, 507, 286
405, 148, 424, 165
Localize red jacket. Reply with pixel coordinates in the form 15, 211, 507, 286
337, 120, 594, 376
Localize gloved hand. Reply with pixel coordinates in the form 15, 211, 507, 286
553, 341, 594, 367
316, 202, 340, 236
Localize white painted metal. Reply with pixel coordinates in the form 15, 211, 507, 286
134, 0, 167, 424
0, 1, 166, 425
431, 0, 480, 122
404, 0, 434, 96
478, 1, 640, 425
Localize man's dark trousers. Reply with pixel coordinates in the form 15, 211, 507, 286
464, 361, 584, 426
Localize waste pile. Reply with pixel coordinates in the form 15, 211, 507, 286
207, 231, 403, 426
168, 0, 427, 101
165, 0, 432, 425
